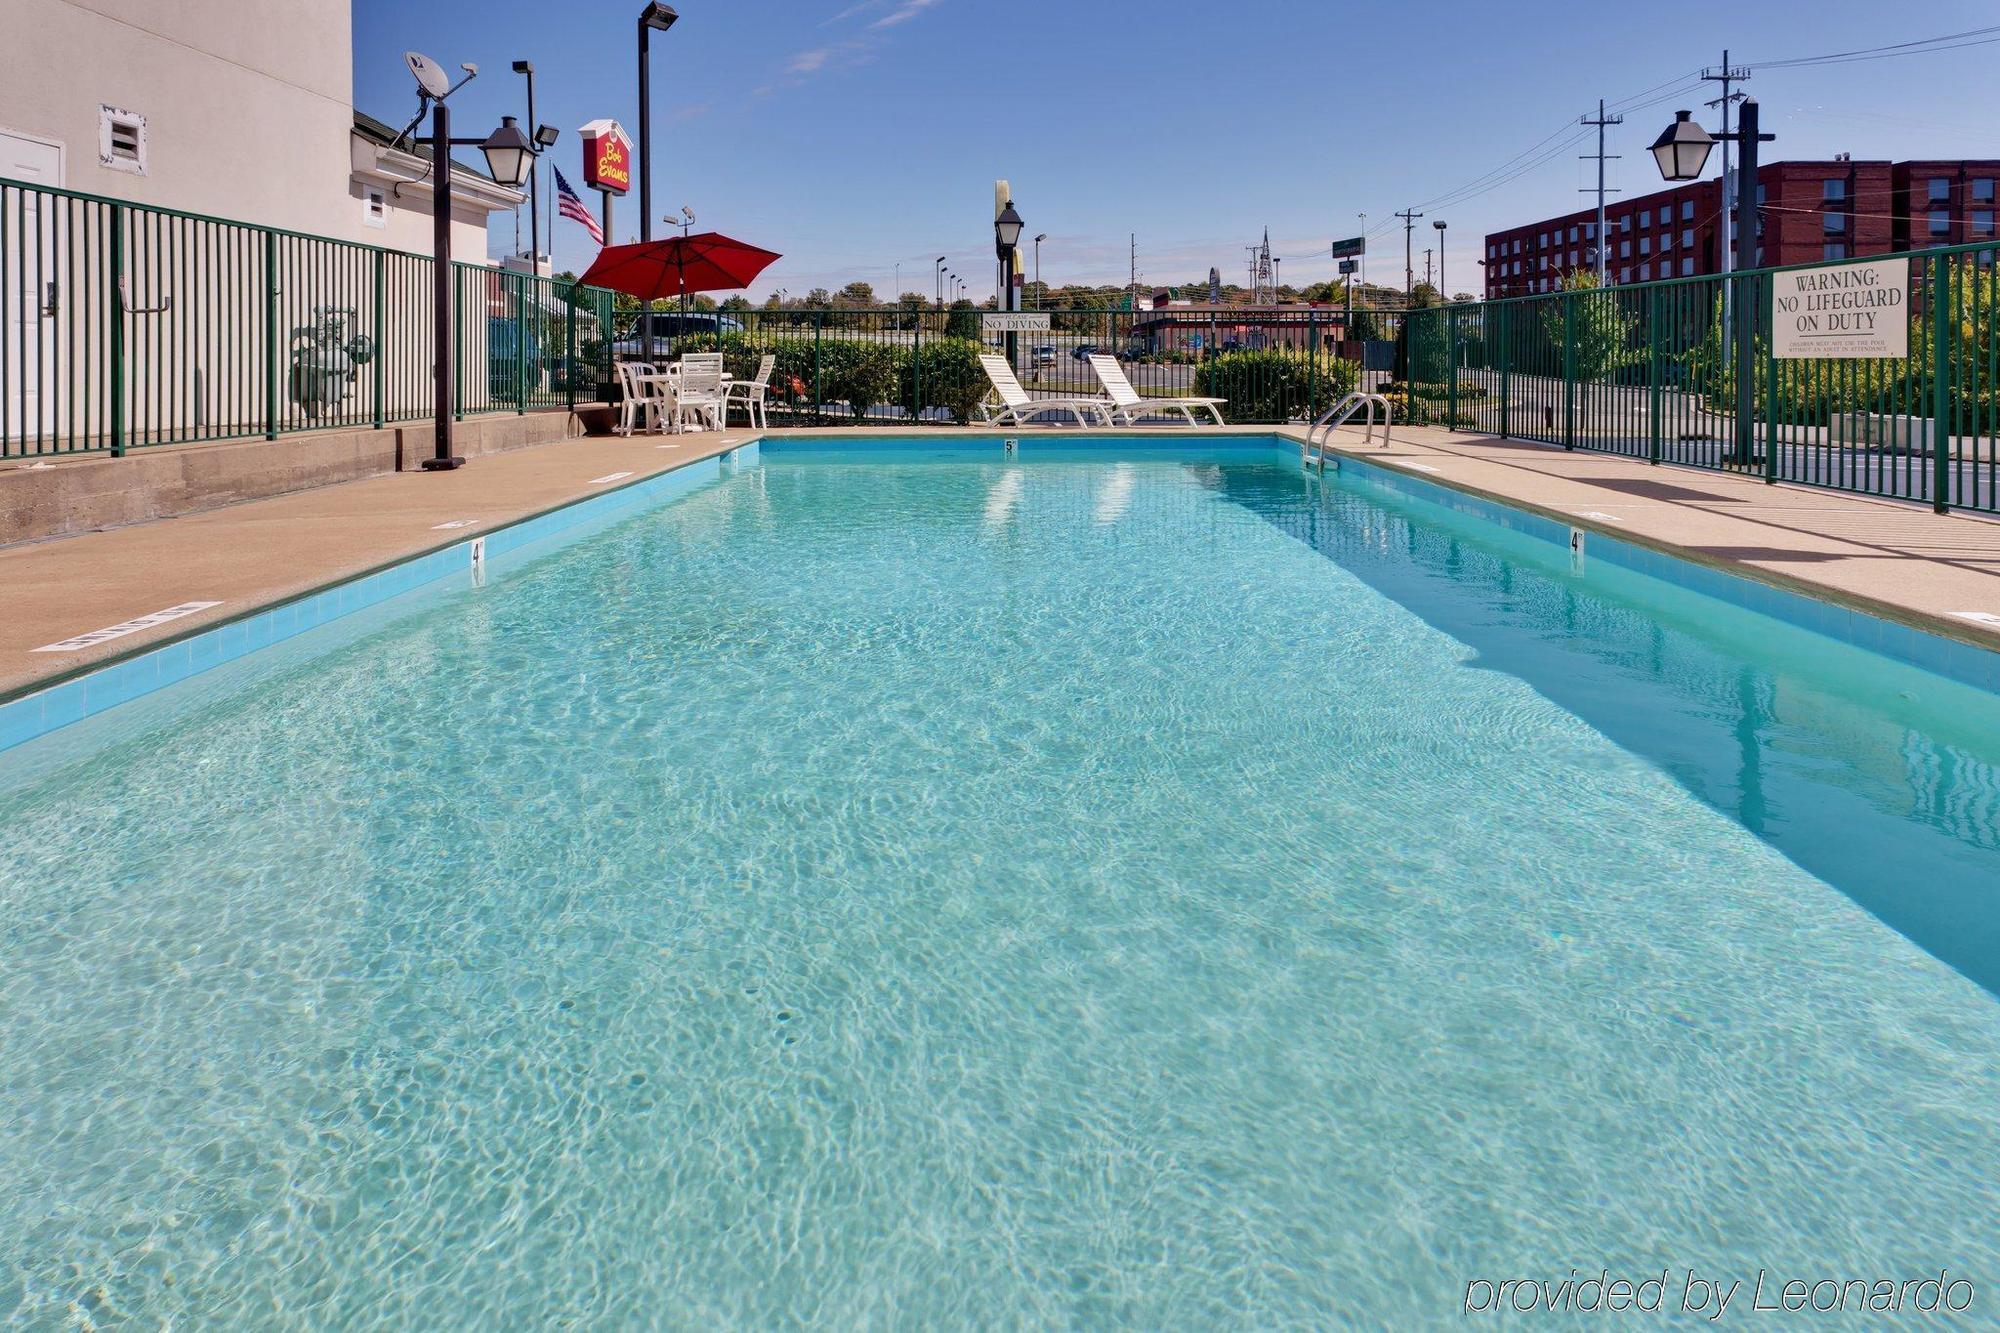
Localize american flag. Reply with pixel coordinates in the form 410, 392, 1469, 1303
555, 167, 604, 246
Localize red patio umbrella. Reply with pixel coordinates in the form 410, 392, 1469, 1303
576, 232, 782, 301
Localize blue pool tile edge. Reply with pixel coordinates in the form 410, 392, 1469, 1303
1324, 445, 2000, 696
0, 443, 759, 755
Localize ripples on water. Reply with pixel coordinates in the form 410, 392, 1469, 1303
1, 453, 1997, 1326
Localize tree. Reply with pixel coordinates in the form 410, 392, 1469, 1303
806, 287, 832, 307
945, 298, 979, 340
835, 281, 876, 308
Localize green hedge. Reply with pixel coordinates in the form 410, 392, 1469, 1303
1193, 349, 1358, 423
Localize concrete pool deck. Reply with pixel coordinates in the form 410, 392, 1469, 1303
1, 421, 1997, 702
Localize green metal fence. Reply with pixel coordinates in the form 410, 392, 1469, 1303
1405, 242, 2000, 514
634, 304, 1409, 429
1, 176, 617, 460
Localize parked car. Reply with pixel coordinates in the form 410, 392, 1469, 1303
1071, 344, 1100, 361
1032, 344, 1056, 366
611, 311, 745, 360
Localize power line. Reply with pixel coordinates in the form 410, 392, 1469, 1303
1746, 24, 2000, 69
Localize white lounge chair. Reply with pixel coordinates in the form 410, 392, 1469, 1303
723, 353, 775, 428
672, 352, 726, 433
1087, 353, 1226, 425
976, 353, 1114, 427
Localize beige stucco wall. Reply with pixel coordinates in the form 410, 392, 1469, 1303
0, 0, 508, 256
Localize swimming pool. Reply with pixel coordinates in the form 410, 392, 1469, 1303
3, 437, 1998, 1325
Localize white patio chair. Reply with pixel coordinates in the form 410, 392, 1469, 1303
975, 353, 1114, 427
1087, 354, 1226, 425
615, 360, 667, 435
723, 353, 775, 428
672, 352, 726, 433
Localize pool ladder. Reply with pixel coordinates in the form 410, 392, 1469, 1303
1303, 392, 1392, 471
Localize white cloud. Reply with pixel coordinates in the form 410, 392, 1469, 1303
870, 0, 940, 28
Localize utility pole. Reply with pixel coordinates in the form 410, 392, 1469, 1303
1128, 233, 1138, 311
1580, 98, 1623, 284
1423, 248, 1433, 289
1396, 208, 1423, 295
1702, 50, 1749, 280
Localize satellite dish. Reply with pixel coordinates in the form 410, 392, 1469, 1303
405, 51, 450, 99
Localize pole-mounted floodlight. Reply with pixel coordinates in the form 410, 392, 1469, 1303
1650, 110, 1714, 182
636, 3, 680, 360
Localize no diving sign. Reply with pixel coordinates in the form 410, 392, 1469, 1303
1772, 256, 1908, 360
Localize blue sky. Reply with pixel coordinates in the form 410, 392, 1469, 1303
352, 0, 2000, 299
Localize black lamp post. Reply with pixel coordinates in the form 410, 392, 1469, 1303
637, 2, 678, 362
934, 255, 947, 310
994, 200, 1025, 365
1433, 219, 1448, 300
1653, 100, 1772, 466
426, 94, 538, 470
1033, 233, 1046, 309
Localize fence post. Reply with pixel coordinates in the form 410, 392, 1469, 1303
516, 273, 528, 415
453, 266, 464, 422
911, 306, 922, 425
1646, 287, 1662, 465
1932, 255, 1952, 512
565, 286, 578, 415
1446, 309, 1459, 431
812, 311, 823, 426
263, 229, 279, 440
1561, 293, 1577, 449
1307, 309, 1319, 422
371, 249, 386, 430
108, 204, 127, 458
1764, 273, 1779, 485
1498, 304, 1511, 439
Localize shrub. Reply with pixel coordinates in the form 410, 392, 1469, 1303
1193, 349, 1359, 423
818, 340, 899, 420
902, 337, 989, 424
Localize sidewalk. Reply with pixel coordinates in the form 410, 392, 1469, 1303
0, 427, 745, 699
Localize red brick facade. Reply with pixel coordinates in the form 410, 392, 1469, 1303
1481, 158, 2000, 299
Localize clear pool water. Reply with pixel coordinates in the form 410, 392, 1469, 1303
4, 442, 2000, 1325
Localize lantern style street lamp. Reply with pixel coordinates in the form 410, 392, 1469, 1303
1650, 109, 1714, 182
1652, 101, 1773, 467
397, 54, 544, 469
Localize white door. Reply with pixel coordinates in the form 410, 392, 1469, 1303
1, 129, 63, 445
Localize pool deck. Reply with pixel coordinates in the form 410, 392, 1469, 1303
1295, 421, 2000, 651
1, 421, 1997, 702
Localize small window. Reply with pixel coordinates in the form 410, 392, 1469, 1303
1660, 233, 1672, 252
1756, 184, 1767, 205
1620, 214, 1632, 233
1823, 242, 1848, 261
1681, 228, 1693, 248
1822, 210, 1845, 235
1930, 209, 1952, 237
1975, 210, 1995, 239
98, 105, 147, 175
1928, 177, 1950, 202
1538, 232, 1548, 247
1974, 179, 1996, 204
1658, 206, 1671, 225
1568, 225, 1579, 242
1682, 258, 1695, 276
1619, 240, 1630, 258
1681, 200, 1694, 221
1822, 179, 1846, 202
362, 187, 387, 229
1638, 262, 1651, 281
1584, 222, 1595, 239
1619, 267, 1630, 283
1639, 236, 1650, 255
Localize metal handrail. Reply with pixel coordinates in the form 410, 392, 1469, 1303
1304, 392, 1392, 469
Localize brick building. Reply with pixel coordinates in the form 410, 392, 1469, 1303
1481, 157, 2000, 299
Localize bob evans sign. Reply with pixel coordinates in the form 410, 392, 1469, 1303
578, 119, 632, 196
1772, 256, 1908, 360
